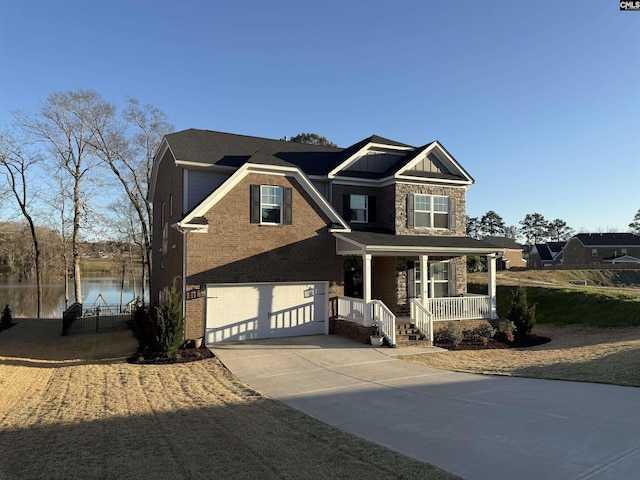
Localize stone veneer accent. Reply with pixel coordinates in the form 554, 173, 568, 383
394, 182, 467, 236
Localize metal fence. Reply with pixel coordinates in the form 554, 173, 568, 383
62, 302, 134, 336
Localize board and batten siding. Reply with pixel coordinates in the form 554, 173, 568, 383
184, 170, 232, 212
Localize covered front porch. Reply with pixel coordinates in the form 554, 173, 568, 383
333, 231, 504, 346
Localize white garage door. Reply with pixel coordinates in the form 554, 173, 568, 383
205, 282, 328, 343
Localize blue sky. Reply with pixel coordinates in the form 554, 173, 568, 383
1, 0, 638, 235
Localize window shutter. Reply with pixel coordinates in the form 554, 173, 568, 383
343, 194, 351, 221
407, 195, 414, 228
449, 197, 456, 230
284, 187, 292, 225
368, 196, 376, 223
407, 261, 416, 298
250, 185, 261, 223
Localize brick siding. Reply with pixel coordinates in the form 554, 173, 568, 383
151, 149, 184, 306
184, 172, 344, 338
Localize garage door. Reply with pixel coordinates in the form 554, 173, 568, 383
205, 282, 328, 343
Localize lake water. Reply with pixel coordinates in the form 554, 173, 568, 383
0, 276, 148, 318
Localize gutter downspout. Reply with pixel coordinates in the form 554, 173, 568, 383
183, 232, 187, 341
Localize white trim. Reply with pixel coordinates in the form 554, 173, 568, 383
395, 174, 472, 186
396, 141, 474, 184
333, 233, 504, 257
328, 141, 414, 179
335, 235, 366, 255
331, 174, 472, 188
171, 221, 208, 234
179, 162, 350, 230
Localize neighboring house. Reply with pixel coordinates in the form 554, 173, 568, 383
483, 236, 526, 269
150, 129, 504, 345
562, 233, 640, 266
529, 242, 565, 268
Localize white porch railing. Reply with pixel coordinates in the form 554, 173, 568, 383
410, 299, 434, 345
336, 296, 366, 324
336, 296, 396, 346
369, 300, 396, 347
424, 295, 492, 322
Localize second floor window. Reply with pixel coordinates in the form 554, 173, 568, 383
261, 185, 283, 223
350, 194, 368, 223
343, 194, 377, 224
411, 194, 450, 229
250, 184, 293, 225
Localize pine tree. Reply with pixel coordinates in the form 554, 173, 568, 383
506, 286, 536, 336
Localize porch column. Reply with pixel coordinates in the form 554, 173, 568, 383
487, 254, 498, 320
363, 253, 372, 326
420, 254, 429, 304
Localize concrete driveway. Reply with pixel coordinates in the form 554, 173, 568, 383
210, 335, 640, 480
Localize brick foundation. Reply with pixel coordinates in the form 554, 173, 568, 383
330, 318, 377, 344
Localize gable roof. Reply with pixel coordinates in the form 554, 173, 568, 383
532, 241, 565, 261
573, 233, 640, 247
533, 243, 555, 262
158, 129, 473, 183
173, 162, 350, 233
164, 129, 342, 174
604, 254, 640, 264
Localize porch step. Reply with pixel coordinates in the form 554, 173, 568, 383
394, 318, 430, 347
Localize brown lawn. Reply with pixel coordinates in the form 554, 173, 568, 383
0, 320, 458, 480
399, 324, 640, 387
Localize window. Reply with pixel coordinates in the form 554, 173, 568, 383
430, 261, 449, 297
409, 194, 450, 229
261, 185, 282, 223
343, 194, 376, 224
622, 248, 628, 255
250, 185, 292, 225
350, 194, 368, 223
592, 248, 598, 257
408, 260, 449, 298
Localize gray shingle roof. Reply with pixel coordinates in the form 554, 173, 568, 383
163, 129, 468, 180
483, 236, 523, 250
575, 233, 640, 246
340, 231, 502, 251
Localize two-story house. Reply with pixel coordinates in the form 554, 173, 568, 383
562, 233, 640, 266
149, 129, 504, 346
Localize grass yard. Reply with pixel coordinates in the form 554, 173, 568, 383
400, 324, 640, 387
407, 269, 640, 385
0, 320, 459, 480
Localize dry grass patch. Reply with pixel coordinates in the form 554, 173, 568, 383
400, 325, 640, 387
0, 320, 459, 480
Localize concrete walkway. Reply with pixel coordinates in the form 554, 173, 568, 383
210, 335, 640, 480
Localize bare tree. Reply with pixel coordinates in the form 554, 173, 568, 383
15, 89, 115, 304
42, 167, 74, 308
91, 98, 172, 302
0, 130, 44, 317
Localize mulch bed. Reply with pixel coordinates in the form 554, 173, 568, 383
435, 334, 551, 351
127, 346, 214, 365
